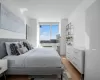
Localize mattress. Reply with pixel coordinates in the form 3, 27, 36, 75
4, 48, 62, 68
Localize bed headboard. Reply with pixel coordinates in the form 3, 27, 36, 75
0, 38, 26, 59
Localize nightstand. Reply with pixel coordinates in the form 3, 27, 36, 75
0, 59, 8, 80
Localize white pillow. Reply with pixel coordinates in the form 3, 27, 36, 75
22, 47, 28, 53
5, 42, 19, 55
18, 47, 28, 54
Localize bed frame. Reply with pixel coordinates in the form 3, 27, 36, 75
0, 38, 63, 80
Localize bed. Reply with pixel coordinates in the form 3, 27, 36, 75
0, 38, 63, 79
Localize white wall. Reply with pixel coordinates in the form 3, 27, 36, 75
0, 29, 26, 39
85, 0, 100, 80
26, 18, 38, 47
60, 19, 68, 56
0, 3, 26, 39
1, 1, 26, 23
68, 0, 100, 80
37, 20, 40, 47
68, 0, 96, 48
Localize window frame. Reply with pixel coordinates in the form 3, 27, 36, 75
39, 23, 59, 41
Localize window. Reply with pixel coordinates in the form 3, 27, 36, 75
51, 25, 59, 39
40, 24, 59, 41
40, 25, 50, 40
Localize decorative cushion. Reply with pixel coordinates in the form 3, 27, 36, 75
17, 47, 28, 54
5, 42, 19, 55
29, 43, 34, 49
27, 43, 34, 50
10, 43, 20, 55
18, 43, 22, 48
18, 42, 24, 48
23, 42, 33, 50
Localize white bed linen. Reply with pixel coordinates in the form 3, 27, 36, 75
4, 48, 62, 68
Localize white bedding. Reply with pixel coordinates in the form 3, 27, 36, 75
4, 48, 62, 68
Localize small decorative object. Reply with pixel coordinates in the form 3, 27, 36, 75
66, 22, 74, 45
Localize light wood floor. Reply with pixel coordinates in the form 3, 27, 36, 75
61, 57, 81, 80
7, 57, 81, 80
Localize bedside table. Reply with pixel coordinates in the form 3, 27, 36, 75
0, 59, 8, 80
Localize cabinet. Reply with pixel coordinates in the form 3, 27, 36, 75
66, 45, 85, 74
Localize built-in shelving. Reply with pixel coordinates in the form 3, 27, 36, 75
66, 22, 74, 46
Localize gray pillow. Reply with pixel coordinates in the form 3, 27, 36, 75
18, 41, 24, 48
23, 41, 34, 50
17, 47, 28, 54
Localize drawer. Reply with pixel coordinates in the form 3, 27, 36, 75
74, 49, 80, 57
72, 57, 84, 74
68, 55, 74, 61
74, 49, 85, 60
72, 61, 81, 73
67, 48, 85, 74
66, 46, 73, 54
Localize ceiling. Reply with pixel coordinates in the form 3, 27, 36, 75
2, 0, 83, 22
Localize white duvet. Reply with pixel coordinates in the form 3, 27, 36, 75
4, 48, 62, 68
